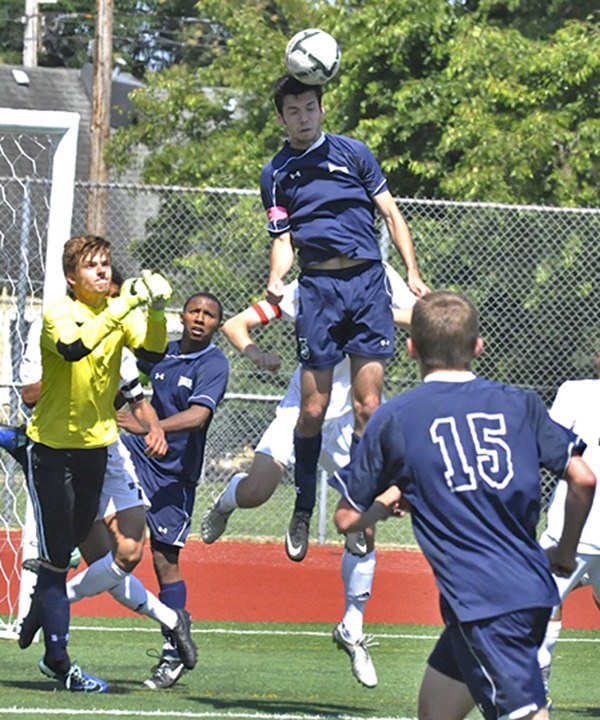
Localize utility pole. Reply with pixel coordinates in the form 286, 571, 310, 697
22, 0, 39, 66
23, 0, 57, 66
87, 0, 113, 236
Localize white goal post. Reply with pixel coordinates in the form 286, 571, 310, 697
0, 108, 79, 638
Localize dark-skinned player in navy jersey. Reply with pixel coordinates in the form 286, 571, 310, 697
261, 73, 429, 562
331, 290, 596, 720
119, 292, 229, 689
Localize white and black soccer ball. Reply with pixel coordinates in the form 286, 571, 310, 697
285, 28, 341, 86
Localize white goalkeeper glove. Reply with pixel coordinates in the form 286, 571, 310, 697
108, 277, 150, 319
141, 270, 173, 311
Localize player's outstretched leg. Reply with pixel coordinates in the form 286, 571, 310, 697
201, 472, 247, 543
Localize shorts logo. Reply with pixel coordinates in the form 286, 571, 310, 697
158, 525, 169, 535
154, 372, 165, 380
298, 337, 310, 361
178, 376, 193, 389
380, 339, 390, 347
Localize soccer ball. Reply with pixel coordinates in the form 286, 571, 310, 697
285, 28, 341, 86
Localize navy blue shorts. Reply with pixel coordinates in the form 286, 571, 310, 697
296, 260, 395, 369
428, 607, 551, 720
136, 467, 196, 548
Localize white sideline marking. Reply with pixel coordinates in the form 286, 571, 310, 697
0, 710, 415, 720
68, 625, 600, 643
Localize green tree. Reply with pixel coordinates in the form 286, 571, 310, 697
108, 0, 600, 208
104, 1, 600, 412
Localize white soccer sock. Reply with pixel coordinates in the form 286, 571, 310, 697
340, 549, 376, 641
538, 619, 562, 679
109, 574, 178, 630
67, 550, 127, 602
216, 472, 247, 513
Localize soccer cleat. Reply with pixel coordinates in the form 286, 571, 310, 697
18, 593, 41, 649
170, 609, 197, 669
344, 530, 368, 557
144, 653, 186, 689
285, 509, 311, 562
333, 623, 378, 688
23, 548, 80, 576
22, 557, 42, 574
0, 424, 27, 455
38, 658, 107, 692
201, 494, 234, 544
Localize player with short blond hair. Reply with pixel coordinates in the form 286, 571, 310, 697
331, 290, 595, 720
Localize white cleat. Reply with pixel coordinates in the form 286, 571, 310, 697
333, 623, 378, 688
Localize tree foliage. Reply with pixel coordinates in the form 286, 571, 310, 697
108, 0, 600, 208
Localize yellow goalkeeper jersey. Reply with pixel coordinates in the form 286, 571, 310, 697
27, 295, 167, 449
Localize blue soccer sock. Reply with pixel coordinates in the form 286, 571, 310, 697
159, 580, 187, 652
159, 580, 187, 610
293, 430, 322, 514
37, 566, 70, 673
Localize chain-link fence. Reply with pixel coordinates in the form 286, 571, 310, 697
2, 166, 600, 557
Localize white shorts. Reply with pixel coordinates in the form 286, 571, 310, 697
96, 439, 150, 521
255, 401, 354, 474
540, 532, 600, 605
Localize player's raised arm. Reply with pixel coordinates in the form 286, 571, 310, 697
222, 307, 282, 373
374, 191, 429, 298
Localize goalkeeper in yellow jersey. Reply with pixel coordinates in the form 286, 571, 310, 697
21, 234, 171, 693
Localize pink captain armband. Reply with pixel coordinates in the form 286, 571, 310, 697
267, 205, 289, 223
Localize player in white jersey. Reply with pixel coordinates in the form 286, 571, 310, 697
537, 352, 600, 704
17, 297, 197, 678
201, 262, 415, 688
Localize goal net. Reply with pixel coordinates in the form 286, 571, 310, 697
0, 108, 79, 638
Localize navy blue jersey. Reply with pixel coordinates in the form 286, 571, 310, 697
123, 340, 229, 486
260, 133, 387, 268
330, 374, 586, 622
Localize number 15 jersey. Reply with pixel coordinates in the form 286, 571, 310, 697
331, 373, 586, 622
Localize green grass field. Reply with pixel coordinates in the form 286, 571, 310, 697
0, 617, 597, 719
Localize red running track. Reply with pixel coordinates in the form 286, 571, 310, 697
2, 537, 598, 628
62, 539, 600, 629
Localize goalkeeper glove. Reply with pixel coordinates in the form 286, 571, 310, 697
141, 270, 173, 311
108, 277, 150, 319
